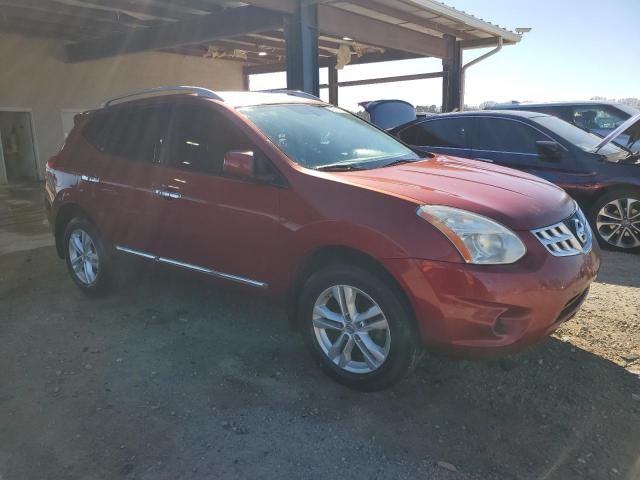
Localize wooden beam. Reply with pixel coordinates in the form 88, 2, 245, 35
317, 4, 446, 58
345, 0, 476, 40
65, 6, 285, 62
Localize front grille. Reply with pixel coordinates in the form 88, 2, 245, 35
532, 208, 593, 257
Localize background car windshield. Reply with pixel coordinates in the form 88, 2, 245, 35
533, 115, 624, 155
240, 104, 419, 168
615, 103, 640, 117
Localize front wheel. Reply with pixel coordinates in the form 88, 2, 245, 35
299, 265, 421, 391
590, 190, 640, 253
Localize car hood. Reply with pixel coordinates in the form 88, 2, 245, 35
333, 156, 575, 230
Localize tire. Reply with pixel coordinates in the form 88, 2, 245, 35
299, 265, 421, 391
63, 217, 112, 295
589, 189, 640, 253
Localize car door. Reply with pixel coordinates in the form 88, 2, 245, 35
395, 118, 472, 158
89, 104, 171, 254
152, 102, 283, 287
464, 116, 576, 180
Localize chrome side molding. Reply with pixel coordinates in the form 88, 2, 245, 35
115, 245, 267, 288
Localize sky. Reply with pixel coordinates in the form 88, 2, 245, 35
249, 0, 640, 111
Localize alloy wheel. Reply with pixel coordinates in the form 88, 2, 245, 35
68, 229, 100, 285
312, 285, 391, 374
596, 198, 640, 249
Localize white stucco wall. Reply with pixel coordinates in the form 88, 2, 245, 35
0, 32, 245, 180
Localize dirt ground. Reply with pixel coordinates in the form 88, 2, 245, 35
1, 245, 639, 480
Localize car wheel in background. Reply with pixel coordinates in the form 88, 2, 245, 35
299, 265, 421, 391
590, 189, 640, 253
64, 218, 112, 295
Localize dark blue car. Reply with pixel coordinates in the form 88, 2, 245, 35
390, 110, 640, 253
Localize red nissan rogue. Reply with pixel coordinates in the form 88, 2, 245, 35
45, 87, 600, 390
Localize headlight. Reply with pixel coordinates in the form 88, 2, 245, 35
417, 205, 526, 264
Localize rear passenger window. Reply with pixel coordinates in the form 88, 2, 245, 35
467, 118, 547, 154
82, 106, 168, 164
82, 113, 109, 151
167, 105, 252, 174
399, 119, 467, 148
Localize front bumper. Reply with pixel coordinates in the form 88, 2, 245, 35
383, 235, 601, 357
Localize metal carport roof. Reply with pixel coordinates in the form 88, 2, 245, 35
0, 0, 524, 110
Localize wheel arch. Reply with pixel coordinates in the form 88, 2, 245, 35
53, 203, 93, 258
287, 245, 417, 334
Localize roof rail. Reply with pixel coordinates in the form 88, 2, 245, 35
101, 86, 223, 108
258, 89, 321, 101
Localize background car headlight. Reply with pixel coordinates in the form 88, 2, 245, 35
417, 205, 526, 264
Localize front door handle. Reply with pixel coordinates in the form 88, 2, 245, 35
476, 158, 494, 163
153, 188, 182, 200
81, 174, 100, 183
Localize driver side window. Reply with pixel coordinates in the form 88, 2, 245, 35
167, 105, 252, 174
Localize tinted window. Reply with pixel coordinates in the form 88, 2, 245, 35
570, 106, 627, 130
167, 105, 253, 174
466, 118, 547, 153
534, 115, 625, 155
533, 106, 573, 123
83, 106, 168, 164
83, 113, 107, 149
399, 119, 467, 148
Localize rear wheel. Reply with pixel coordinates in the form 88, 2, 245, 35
299, 265, 420, 391
64, 218, 112, 295
590, 190, 640, 253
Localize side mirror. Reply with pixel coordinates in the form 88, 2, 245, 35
536, 141, 562, 161
223, 150, 255, 178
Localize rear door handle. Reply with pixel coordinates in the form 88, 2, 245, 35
81, 174, 100, 183
153, 187, 182, 200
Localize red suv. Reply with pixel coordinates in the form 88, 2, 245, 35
45, 87, 600, 390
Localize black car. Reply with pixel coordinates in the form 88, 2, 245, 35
493, 101, 640, 151
390, 110, 640, 252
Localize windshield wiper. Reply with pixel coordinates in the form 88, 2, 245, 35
315, 163, 365, 172
382, 158, 419, 168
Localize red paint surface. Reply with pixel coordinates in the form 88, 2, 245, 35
45, 94, 600, 356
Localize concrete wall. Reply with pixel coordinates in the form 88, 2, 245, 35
0, 32, 245, 180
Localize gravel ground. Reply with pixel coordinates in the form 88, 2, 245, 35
1, 247, 639, 480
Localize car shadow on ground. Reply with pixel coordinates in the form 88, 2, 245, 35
107, 262, 640, 479
1, 249, 639, 480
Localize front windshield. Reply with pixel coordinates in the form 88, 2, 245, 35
533, 115, 625, 156
239, 104, 420, 169
615, 103, 640, 117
